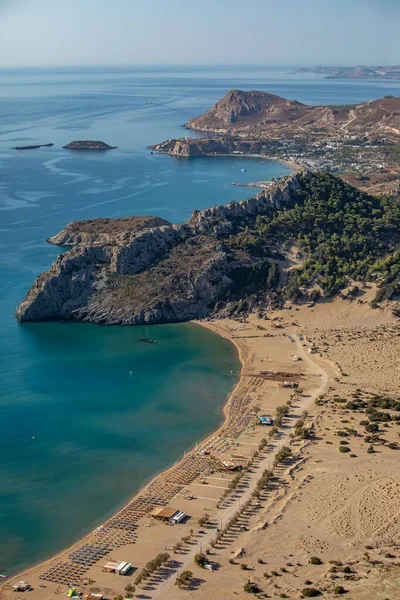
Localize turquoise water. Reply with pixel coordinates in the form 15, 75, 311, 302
0, 66, 399, 577
0, 321, 238, 576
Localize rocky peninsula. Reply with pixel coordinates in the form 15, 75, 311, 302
15, 171, 400, 324
16, 172, 306, 324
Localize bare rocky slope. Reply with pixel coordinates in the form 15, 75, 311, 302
152, 90, 400, 159
185, 89, 400, 137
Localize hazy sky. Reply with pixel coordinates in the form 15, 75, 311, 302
0, 0, 399, 67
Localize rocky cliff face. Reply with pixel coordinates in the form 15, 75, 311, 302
16, 172, 310, 325
151, 136, 271, 157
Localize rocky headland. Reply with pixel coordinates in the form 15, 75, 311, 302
15, 172, 310, 324
15, 171, 400, 325
63, 140, 117, 150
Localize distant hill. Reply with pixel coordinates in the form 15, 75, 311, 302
297, 65, 400, 80
186, 89, 400, 138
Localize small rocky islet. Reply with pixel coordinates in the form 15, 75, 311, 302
13, 140, 116, 151
62, 140, 117, 150
14, 143, 54, 150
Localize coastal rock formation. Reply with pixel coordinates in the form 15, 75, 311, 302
63, 141, 117, 150
16, 171, 400, 325
151, 136, 269, 157
14, 143, 54, 150
16, 172, 309, 324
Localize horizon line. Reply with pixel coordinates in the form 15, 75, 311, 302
1, 62, 400, 71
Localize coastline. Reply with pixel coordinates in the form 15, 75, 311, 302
1, 312, 335, 600
154, 148, 301, 174
5, 300, 399, 599
0, 321, 245, 588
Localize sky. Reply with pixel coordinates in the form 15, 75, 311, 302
0, 0, 399, 68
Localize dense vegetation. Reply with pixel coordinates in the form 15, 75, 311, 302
223, 173, 400, 303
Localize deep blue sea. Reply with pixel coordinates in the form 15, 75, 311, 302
0, 66, 399, 577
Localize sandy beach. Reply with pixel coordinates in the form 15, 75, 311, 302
1, 291, 400, 600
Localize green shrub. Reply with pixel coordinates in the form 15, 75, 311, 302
365, 422, 379, 433
309, 556, 323, 565
343, 566, 351, 574
194, 553, 207, 568
302, 588, 320, 597
174, 570, 193, 589
367, 409, 391, 422
339, 446, 351, 453
243, 582, 260, 594
387, 442, 399, 449
335, 585, 346, 595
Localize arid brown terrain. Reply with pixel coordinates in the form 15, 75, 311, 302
185, 90, 400, 138
153, 89, 400, 195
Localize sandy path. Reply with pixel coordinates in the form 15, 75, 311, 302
151, 339, 330, 598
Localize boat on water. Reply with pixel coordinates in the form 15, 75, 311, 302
138, 338, 158, 344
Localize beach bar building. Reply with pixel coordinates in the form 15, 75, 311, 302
102, 561, 132, 575
151, 507, 186, 524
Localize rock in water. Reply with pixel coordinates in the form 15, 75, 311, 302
14, 143, 54, 150
63, 141, 117, 150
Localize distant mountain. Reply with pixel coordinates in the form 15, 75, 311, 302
186, 89, 306, 131
297, 65, 400, 80
185, 89, 400, 138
